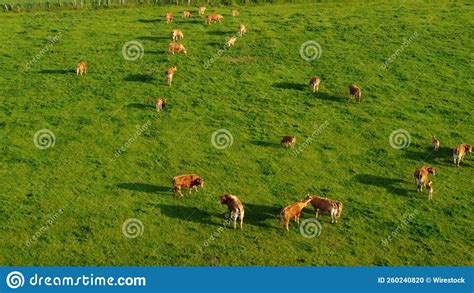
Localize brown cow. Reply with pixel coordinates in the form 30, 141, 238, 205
198, 6, 206, 15
280, 196, 312, 231
309, 76, 321, 92
432, 135, 440, 151
76, 61, 88, 76
281, 135, 296, 149
414, 166, 436, 192
231, 9, 240, 17
166, 65, 177, 86
172, 29, 184, 41
166, 12, 173, 24
155, 98, 167, 112
207, 14, 223, 24
172, 174, 205, 196
182, 11, 191, 18
238, 23, 246, 36
168, 42, 187, 55
425, 180, 433, 201
453, 143, 472, 166
307, 194, 343, 223
349, 84, 362, 103
219, 194, 244, 229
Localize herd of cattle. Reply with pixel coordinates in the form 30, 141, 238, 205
75, 7, 472, 232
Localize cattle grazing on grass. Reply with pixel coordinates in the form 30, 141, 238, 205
309, 76, 321, 92
155, 98, 167, 112
166, 12, 173, 24
453, 143, 472, 166
172, 29, 184, 41
425, 180, 433, 201
166, 65, 177, 86
76, 61, 88, 76
414, 166, 436, 192
207, 14, 223, 24
231, 9, 240, 17
226, 36, 237, 47
198, 6, 206, 15
238, 23, 246, 36
280, 196, 312, 231
172, 174, 205, 196
281, 135, 296, 149
349, 84, 362, 103
307, 194, 343, 224
168, 42, 187, 55
432, 135, 440, 151
182, 11, 191, 18
220, 194, 245, 229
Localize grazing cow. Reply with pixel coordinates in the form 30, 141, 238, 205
226, 36, 237, 47
219, 194, 244, 229
166, 12, 173, 24
172, 174, 205, 196
414, 166, 436, 192
168, 42, 187, 55
307, 194, 343, 224
198, 6, 206, 15
309, 76, 321, 92
182, 11, 191, 18
453, 143, 473, 166
349, 84, 362, 103
231, 9, 240, 17
280, 196, 312, 231
76, 61, 88, 76
432, 135, 440, 151
281, 135, 296, 149
425, 180, 433, 201
166, 65, 177, 86
155, 98, 167, 112
207, 14, 223, 24
238, 23, 246, 36
172, 29, 184, 41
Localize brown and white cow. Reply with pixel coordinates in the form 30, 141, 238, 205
182, 11, 191, 18
220, 194, 244, 229
453, 143, 472, 166
226, 36, 237, 47
207, 14, 223, 24
432, 135, 440, 151
281, 135, 296, 149
231, 9, 240, 17
349, 84, 362, 103
280, 196, 312, 231
307, 194, 343, 223
238, 23, 246, 36
425, 180, 433, 201
76, 61, 88, 76
166, 12, 173, 24
198, 6, 206, 15
414, 166, 436, 192
155, 98, 167, 112
309, 76, 321, 92
172, 29, 184, 41
166, 65, 177, 86
168, 42, 187, 55
172, 174, 205, 196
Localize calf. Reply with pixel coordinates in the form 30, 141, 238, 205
182, 11, 191, 18
226, 36, 237, 47
172, 29, 184, 41
425, 180, 433, 201
432, 135, 440, 151
166, 12, 173, 24
281, 135, 296, 149
349, 84, 362, 103
309, 76, 321, 92
76, 61, 88, 76
280, 196, 312, 231
453, 143, 472, 166
307, 194, 342, 223
231, 9, 240, 17
166, 65, 177, 86
238, 23, 246, 36
219, 194, 244, 229
168, 42, 187, 55
414, 166, 436, 192
172, 174, 205, 196
198, 6, 206, 15
155, 98, 167, 112
207, 14, 223, 24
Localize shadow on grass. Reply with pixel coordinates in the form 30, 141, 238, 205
354, 174, 409, 196
124, 74, 155, 83
138, 19, 161, 23
250, 140, 281, 148
116, 183, 171, 194
313, 92, 346, 102
137, 36, 169, 42
273, 82, 305, 91
244, 203, 279, 229
126, 103, 153, 110
403, 146, 453, 165
207, 30, 231, 35
156, 204, 221, 227
36, 69, 74, 74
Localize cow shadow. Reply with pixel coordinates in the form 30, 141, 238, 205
36, 69, 74, 74
124, 74, 155, 83
312, 92, 345, 102
207, 30, 231, 36
156, 204, 222, 227
137, 36, 169, 42
403, 146, 453, 165
250, 140, 281, 148
244, 203, 279, 229
138, 19, 161, 23
354, 174, 409, 196
126, 103, 153, 110
273, 82, 306, 91
116, 183, 171, 194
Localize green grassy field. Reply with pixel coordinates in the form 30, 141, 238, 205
1, 1, 473, 266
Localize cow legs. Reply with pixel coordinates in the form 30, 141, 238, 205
315, 209, 319, 218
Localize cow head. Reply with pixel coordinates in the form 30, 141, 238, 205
427, 167, 436, 175
304, 194, 314, 202
195, 177, 205, 188
219, 195, 227, 204
465, 144, 473, 153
